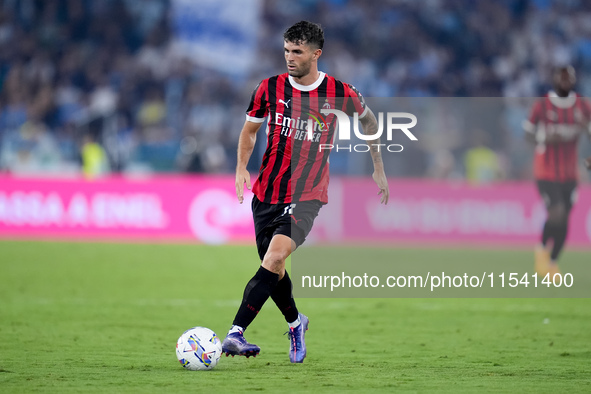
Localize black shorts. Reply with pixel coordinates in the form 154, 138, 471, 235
536, 180, 577, 212
251, 195, 323, 261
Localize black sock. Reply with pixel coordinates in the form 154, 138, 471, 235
232, 266, 279, 330
542, 220, 554, 246
270, 271, 299, 324
550, 223, 568, 261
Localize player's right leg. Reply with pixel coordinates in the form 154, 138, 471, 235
221, 261, 279, 357
535, 181, 558, 275
222, 260, 279, 357
222, 235, 293, 357
222, 198, 292, 358
221, 329, 261, 358
546, 203, 567, 275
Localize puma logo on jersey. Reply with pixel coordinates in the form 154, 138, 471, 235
279, 99, 291, 108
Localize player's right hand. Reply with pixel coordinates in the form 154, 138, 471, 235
544, 132, 564, 143
584, 156, 591, 170
235, 168, 251, 204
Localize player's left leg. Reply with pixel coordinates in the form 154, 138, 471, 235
268, 200, 322, 321
261, 234, 296, 275
270, 271, 299, 328
270, 269, 310, 363
261, 234, 309, 363
269, 228, 301, 332
267, 201, 322, 363
548, 182, 577, 275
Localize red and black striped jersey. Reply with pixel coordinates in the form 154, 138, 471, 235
246, 72, 367, 204
524, 91, 591, 182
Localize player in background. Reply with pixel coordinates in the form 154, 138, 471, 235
524, 65, 591, 276
221, 21, 389, 363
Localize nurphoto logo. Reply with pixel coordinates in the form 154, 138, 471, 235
315, 110, 418, 152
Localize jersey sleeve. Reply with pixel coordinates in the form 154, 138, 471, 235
343, 83, 369, 119
523, 100, 542, 135
245, 80, 268, 123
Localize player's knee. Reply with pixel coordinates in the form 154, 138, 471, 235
261, 251, 287, 274
557, 213, 569, 227
548, 205, 566, 224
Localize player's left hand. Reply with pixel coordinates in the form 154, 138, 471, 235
584, 156, 591, 170
372, 170, 389, 205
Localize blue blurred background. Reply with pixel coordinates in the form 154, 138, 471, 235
1, 0, 591, 181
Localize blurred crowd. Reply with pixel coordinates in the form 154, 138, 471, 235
1, 0, 591, 181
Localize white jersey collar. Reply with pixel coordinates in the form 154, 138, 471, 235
548, 90, 576, 109
289, 72, 325, 92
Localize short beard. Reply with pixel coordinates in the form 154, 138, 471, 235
288, 62, 311, 78
555, 86, 571, 97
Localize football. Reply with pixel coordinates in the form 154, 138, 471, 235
176, 327, 222, 371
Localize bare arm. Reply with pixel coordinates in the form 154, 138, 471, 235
523, 120, 537, 145
584, 123, 591, 170
524, 120, 567, 145
236, 120, 263, 203
360, 108, 389, 204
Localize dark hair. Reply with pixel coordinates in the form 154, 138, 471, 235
283, 21, 324, 50
553, 65, 575, 76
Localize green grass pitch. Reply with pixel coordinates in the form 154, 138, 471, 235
0, 240, 590, 393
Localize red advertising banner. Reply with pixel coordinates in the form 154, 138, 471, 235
0, 175, 253, 243
1, 175, 590, 247
310, 179, 591, 247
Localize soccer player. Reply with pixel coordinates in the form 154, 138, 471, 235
221, 21, 389, 363
524, 65, 591, 276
